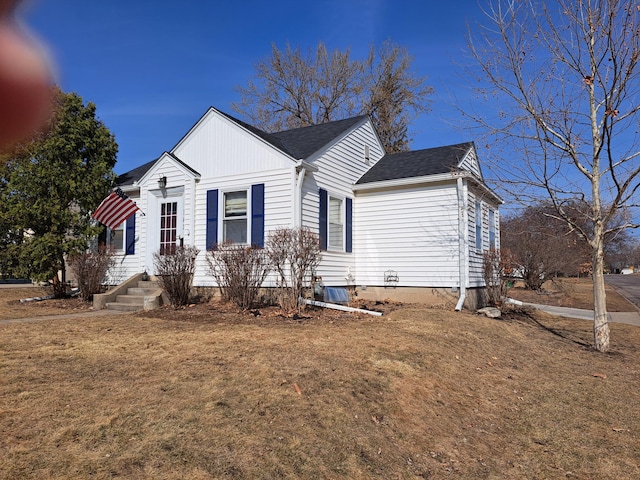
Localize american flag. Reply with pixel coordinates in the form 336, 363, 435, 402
92, 187, 140, 230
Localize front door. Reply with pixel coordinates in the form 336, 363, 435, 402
147, 187, 184, 274
159, 201, 179, 255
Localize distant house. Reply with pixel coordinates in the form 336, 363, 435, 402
109, 107, 502, 309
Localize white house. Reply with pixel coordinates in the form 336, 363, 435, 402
107, 107, 502, 309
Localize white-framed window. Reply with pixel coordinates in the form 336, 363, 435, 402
109, 223, 124, 252
328, 195, 344, 250
475, 200, 482, 251
223, 190, 248, 244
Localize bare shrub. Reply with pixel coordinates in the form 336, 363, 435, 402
266, 227, 322, 314
68, 245, 115, 302
206, 242, 270, 309
482, 248, 515, 307
153, 246, 200, 307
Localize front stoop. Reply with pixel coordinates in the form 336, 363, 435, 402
105, 280, 163, 312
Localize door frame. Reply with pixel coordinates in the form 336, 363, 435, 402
146, 186, 185, 274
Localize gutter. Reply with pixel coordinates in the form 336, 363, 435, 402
353, 171, 503, 206
352, 171, 470, 192
455, 176, 468, 311
293, 160, 318, 228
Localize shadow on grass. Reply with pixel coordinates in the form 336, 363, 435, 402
505, 310, 593, 349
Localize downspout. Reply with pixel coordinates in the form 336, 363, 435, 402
295, 163, 307, 228
455, 176, 467, 311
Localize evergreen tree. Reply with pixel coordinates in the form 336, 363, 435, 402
0, 88, 117, 296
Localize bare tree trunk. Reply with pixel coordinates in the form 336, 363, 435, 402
592, 237, 609, 352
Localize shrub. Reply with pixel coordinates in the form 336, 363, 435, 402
68, 245, 115, 302
153, 246, 200, 307
266, 227, 321, 314
482, 248, 515, 307
206, 242, 270, 309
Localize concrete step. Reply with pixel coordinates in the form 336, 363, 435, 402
127, 287, 159, 296
105, 284, 163, 312
105, 302, 145, 312
116, 295, 146, 305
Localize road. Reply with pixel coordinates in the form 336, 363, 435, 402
605, 274, 640, 310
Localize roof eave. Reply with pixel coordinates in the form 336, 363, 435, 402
353, 171, 504, 205
296, 159, 319, 173
353, 171, 471, 192
469, 177, 504, 205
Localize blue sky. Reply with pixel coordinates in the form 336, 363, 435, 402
21, 0, 487, 175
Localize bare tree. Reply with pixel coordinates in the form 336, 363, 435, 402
363, 42, 435, 153
467, 0, 640, 352
233, 40, 433, 153
501, 203, 590, 287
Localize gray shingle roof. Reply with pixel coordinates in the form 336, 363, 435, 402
355, 142, 474, 185
270, 115, 368, 159
116, 158, 157, 186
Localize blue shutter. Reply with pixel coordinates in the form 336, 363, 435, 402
206, 189, 218, 250
251, 183, 265, 247
125, 213, 136, 255
319, 188, 328, 251
345, 197, 352, 253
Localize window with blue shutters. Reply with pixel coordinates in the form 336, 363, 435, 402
207, 184, 264, 249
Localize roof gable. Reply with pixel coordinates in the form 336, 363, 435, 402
116, 109, 377, 184
355, 142, 475, 185
137, 152, 201, 185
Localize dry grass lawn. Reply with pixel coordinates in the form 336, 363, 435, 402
1, 286, 639, 479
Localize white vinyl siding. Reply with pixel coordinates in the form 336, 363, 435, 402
467, 189, 500, 288
459, 148, 482, 179
172, 109, 295, 178
354, 184, 460, 288
300, 119, 384, 285
192, 169, 294, 286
